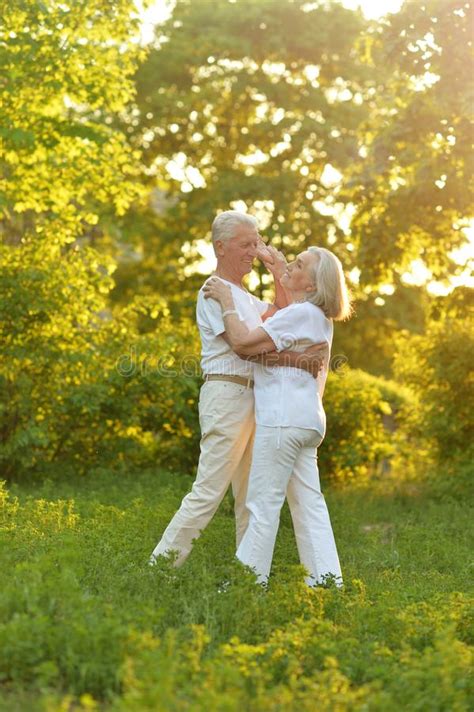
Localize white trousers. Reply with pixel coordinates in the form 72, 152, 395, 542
151, 380, 255, 566
236, 425, 343, 587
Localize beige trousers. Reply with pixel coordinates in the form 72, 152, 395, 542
150, 379, 256, 566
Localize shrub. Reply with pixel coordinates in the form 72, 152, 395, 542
0, 0, 147, 482
0, 248, 201, 479
393, 307, 474, 496
1, 261, 417, 486
320, 368, 415, 485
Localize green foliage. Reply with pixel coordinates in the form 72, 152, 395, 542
0, 267, 201, 477
332, 282, 429, 377
0, 0, 155, 479
0, 470, 472, 710
118, 0, 372, 306
113, 0, 473, 310
393, 300, 474, 496
346, 0, 474, 286
0, 239, 111, 476
1, 292, 416, 485
0, 0, 175, 480
319, 368, 414, 486
1, 0, 146, 247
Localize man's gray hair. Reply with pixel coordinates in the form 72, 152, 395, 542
211, 210, 258, 246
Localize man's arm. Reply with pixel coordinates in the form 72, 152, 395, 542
243, 344, 328, 378
221, 324, 275, 356
220, 333, 327, 378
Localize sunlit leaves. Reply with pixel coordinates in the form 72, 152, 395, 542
345, 0, 474, 287
1, 0, 146, 248
0, 1, 151, 476
127, 0, 372, 300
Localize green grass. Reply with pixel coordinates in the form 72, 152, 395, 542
0, 468, 473, 711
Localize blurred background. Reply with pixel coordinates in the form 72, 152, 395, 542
1, 0, 473, 491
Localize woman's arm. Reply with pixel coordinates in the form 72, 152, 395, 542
248, 345, 328, 376
256, 240, 291, 309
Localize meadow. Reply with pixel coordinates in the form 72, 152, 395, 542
1, 468, 472, 711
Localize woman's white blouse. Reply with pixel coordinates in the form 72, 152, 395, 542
255, 301, 333, 435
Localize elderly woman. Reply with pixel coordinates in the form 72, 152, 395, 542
203, 246, 352, 587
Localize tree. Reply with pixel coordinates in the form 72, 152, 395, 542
1, 0, 146, 248
118, 0, 373, 307
332, 282, 430, 377
0, 0, 148, 476
120, 0, 472, 311
345, 0, 474, 287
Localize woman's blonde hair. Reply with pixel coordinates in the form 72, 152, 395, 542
305, 247, 353, 321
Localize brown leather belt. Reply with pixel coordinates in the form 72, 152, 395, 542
204, 374, 254, 388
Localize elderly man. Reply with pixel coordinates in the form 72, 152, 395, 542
150, 210, 326, 567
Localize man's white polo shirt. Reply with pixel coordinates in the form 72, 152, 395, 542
255, 301, 333, 436
196, 277, 269, 377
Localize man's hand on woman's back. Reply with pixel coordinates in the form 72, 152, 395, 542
299, 342, 329, 378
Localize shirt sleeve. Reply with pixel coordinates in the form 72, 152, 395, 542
260, 305, 305, 352
261, 303, 331, 352
196, 290, 225, 337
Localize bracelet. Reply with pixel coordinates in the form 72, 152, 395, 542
222, 309, 238, 318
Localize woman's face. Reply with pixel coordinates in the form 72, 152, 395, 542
280, 250, 318, 294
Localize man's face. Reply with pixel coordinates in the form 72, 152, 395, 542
216, 225, 259, 274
